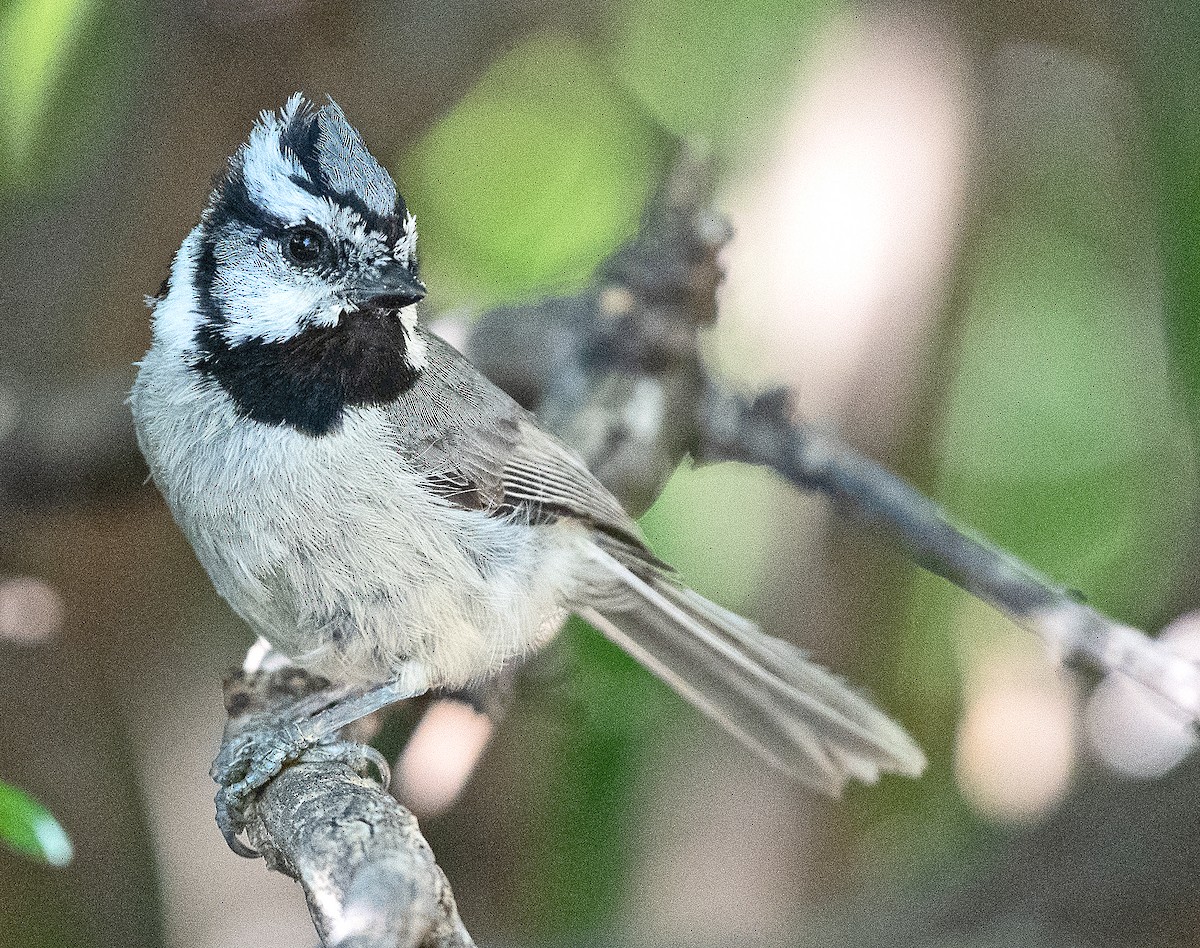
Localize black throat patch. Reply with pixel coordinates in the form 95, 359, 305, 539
190, 224, 418, 437
188, 120, 420, 436
194, 310, 420, 436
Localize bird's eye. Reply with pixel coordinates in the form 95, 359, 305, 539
283, 226, 329, 268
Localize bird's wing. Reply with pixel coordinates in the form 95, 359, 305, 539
387, 332, 926, 793
386, 329, 654, 561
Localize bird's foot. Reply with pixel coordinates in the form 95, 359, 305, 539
212, 667, 429, 857
212, 720, 392, 857
212, 714, 313, 857
212, 681, 355, 857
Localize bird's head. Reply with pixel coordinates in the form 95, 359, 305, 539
154, 95, 429, 434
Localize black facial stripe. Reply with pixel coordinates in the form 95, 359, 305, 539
211, 166, 290, 234
287, 172, 323, 200
344, 189, 405, 243
192, 225, 222, 329
209, 171, 345, 281
213, 153, 400, 254
193, 310, 420, 436
288, 171, 406, 246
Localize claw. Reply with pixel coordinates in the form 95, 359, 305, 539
212, 721, 318, 856
231, 722, 310, 796
212, 667, 430, 856
306, 739, 392, 791
215, 786, 260, 858
359, 743, 391, 792
213, 736, 392, 856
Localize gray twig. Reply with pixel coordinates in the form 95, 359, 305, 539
474, 145, 1200, 728
221, 669, 476, 948
698, 385, 1200, 722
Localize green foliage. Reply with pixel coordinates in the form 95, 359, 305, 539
611, 0, 836, 147
0, 0, 141, 189
401, 34, 671, 309
1130, 5, 1200, 451
0, 0, 94, 172
0, 780, 72, 867
939, 223, 1195, 620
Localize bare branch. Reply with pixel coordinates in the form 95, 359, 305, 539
221, 669, 476, 948
698, 384, 1200, 723
478, 147, 1200, 728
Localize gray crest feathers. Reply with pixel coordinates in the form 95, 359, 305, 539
278, 94, 400, 218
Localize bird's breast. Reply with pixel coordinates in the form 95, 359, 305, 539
132, 351, 579, 687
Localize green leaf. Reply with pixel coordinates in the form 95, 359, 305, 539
0, 0, 97, 178
610, 0, 837, 147
400, 33, 670, 309
0, 780, 72, 866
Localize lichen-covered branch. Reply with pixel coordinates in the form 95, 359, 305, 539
221, 669, 476, 948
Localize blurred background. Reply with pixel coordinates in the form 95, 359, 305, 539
3, 1, 1200, 946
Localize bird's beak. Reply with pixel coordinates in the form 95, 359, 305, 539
353, 261, 427, 310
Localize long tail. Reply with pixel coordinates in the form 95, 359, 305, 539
580, 547, 925, 794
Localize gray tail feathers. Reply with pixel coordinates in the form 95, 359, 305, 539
580, 548, 925, 794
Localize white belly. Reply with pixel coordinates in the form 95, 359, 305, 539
132, 353, 581, 687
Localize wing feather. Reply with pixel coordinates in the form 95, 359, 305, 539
386, 329, 652, 558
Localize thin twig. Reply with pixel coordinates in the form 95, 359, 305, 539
474, 146, 1200, 728
698, 384, 1200, 723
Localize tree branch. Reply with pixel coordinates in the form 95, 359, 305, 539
473, 145, 1200, 728
221, 669, 476, 948
698, 385, 1200, 721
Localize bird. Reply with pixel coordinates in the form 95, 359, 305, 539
130, 94, 924, 852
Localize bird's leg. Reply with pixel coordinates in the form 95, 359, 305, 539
213, 663, 430, 856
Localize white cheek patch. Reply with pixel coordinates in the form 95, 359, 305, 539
209, 225, 346, 344
400, 305, 427, 370
150, 227, 207, 352
394, 212, 417, 263
218, 283, 343, 344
